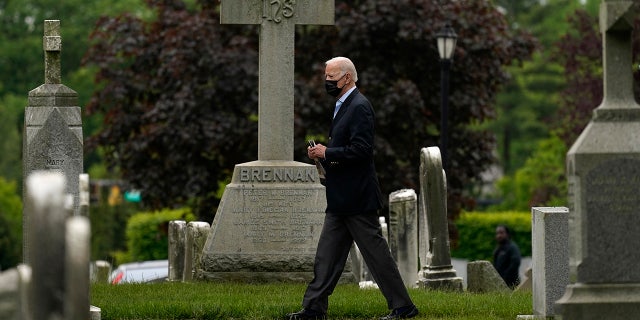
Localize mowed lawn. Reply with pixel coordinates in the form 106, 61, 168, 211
91, 282, 532, 319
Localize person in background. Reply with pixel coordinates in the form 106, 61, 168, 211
285, 57, 419, 320
493, 224, 521, 289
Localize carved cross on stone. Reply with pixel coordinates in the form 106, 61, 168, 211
220, 0, 334, 160
44, 20, 62, 85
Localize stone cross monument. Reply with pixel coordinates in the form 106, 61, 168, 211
23, 20, 83, 263
198, 1, 340, 282
556, 1, 640, 318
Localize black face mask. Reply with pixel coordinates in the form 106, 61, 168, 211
325, 74, 346, 97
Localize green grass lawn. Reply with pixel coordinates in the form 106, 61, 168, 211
91, 282, 532, 319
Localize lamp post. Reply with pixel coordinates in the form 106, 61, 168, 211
436, 23, 457, 171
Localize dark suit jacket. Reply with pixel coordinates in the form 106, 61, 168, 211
322, 88, 383, 214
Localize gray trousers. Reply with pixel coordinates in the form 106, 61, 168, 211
302, 211, 413, 313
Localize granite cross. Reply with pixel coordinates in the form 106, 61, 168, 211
598, 0, 638, 110
43, 20, 62, 85
220, 0, 334, 161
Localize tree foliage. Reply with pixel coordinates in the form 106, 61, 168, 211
495, 5, 640, 209
84, 0, 536, 220
553, 8, 640, 147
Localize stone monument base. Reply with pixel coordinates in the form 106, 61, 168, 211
555, 283, 640, 320
418, 265, 463, 292
197, 160, 355, 283
198, 271, 355, 283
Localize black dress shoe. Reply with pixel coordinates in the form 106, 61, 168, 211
379, 305, 419, 319
285, 308, 327, 320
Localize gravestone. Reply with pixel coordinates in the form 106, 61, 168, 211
23, 20, 83, 263
168, 220, 186, 281
0, 265, 30, 320
466, 260, 510, 293
555, 1, 640, 319
417, 147, 463, 291
183, 222, 210, 281
91, 261, 112, 283
65, 216, 91, 320
24, 171, 93, 320
517, 207, 569, 320
389, 189, 419, 288
198, 0, 339, 282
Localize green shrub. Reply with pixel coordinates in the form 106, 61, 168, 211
0, 177, 22, 270
491, 134, 568, 211
120, 208, 195, 264
451, 211, 531, 261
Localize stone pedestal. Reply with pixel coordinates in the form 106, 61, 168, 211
198, 161, 353, 282
556, 1, 640, 318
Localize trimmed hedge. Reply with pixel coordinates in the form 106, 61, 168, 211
451, 211, 531, 261
117, 208, 196, 264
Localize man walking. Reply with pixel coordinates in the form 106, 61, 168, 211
285, 57, 418, 320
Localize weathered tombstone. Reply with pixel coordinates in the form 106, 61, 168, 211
26, 171, 68, 320
198, 0, 340, 282
516, 268, 532, 292
0, 265, 31, 320
91, 261, 112, 284
79, 173, 89, 217
23, 20, 83, 262
168, 220, 186, 281
183, 221, 210, 282
65, 216, 91, 320
555, 1, 640, 319
1, 172, 97, 320
466, 260, 510, 293
417, 147, 463, 291
517, 207, 569, 320
389, 189, 419, 288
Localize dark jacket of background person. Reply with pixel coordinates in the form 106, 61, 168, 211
493, 239, 521, 288
322, 88, 383, 215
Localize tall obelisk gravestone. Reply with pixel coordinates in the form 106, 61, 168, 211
198, 1, 340, 282
555, 1, 640, 318
22, 20, 83, 263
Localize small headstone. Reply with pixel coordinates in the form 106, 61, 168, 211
2, 171, 97, 320
65, 216, 90, 320
91, 261, 112, 283
417, 147, 463, 291
26, 171, 68, 320
79, 173, 89, 217
556, 1, 640, 318
0, 265, 31, 320
518, 207, 568, 319
515, 268, 532, 292
168, 220, 186, 281
388, 189, 419, 288
350, 244, 365, 284
183, 221, 210, 281
466, 260, 510, 293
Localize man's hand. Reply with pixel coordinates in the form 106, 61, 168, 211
307, 144, 327, 160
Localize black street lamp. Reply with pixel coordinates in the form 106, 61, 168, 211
436, 23, 457, 171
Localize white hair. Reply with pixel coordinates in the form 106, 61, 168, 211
325, 56, 358, 82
